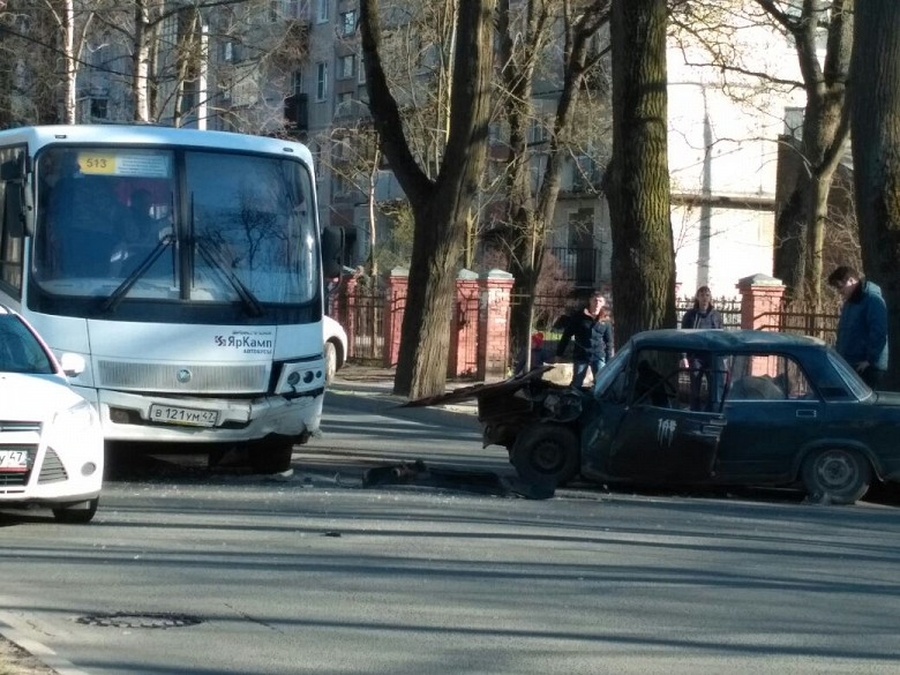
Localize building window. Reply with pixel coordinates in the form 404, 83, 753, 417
90, 97, 108, 120
271, 1, 303, 21
317, 0, 329, 23
529, 118, 548, 146
291, 70, 303, 96
222, 41, 242, 63
784, 106, 804, 140
358, 52, 366, 84
338, 54, 355, 80
316, 62, 328, 101
340, 10, 357, 35
335, 91, 354, 116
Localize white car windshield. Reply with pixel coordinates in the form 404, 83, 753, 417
592, 345, 630, 397
0, 315, 55, 374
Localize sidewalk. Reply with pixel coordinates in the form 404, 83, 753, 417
327, 363, 480, 416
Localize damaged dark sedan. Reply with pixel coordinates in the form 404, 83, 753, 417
415, 329, 900, 504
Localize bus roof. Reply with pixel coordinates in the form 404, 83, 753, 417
0, 124, 313, 165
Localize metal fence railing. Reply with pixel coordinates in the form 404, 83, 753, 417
755, 311, 840, 345
333, 285, 841, 366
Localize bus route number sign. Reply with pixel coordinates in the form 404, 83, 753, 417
78, 153, 117, 175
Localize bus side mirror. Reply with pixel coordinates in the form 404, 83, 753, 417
2, 158, 25, 238
321, 225, 344, 279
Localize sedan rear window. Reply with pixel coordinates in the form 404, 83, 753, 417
827, 350, 872, 401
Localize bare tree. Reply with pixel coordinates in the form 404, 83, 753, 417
669, 0, 853, 312
850, 0, 900, 387
0, 0, 95, 124
319, 117, 384, 274
316, 0, 460, 281
496, 0, 611, 361
605, 0, 675, 343
360, 0, 494, 398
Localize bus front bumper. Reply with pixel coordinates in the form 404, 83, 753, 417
73, 386, 324, 444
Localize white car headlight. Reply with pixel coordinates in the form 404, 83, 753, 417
46, 399, 100, 450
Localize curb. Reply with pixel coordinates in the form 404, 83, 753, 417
0, 611, 90, 675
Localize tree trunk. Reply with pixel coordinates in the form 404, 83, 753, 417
0, 26, 11, 129
399, 198, 470, 396
360, 0, 494, 399
62, 0, 76, 124
367, 147, 379, 277
804, 173, 832, 315
764, 0, 852, 308
773, 178, 807, 296
606, 0, 675, 345
133, 1, 151, 122
851, 0, 900, 388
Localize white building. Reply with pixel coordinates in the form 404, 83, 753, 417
665, 8, 808, 298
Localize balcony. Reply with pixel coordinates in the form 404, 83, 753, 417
284, 93, 308, 132
547, 246, 599, 288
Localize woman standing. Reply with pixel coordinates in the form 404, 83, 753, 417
681, 286, 722, 330
681, 286, 724, 410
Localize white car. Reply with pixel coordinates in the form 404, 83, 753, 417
323, 315, 348, 384
0, 306, 104, 523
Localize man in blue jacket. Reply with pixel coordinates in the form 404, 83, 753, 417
827, 265, 888, 388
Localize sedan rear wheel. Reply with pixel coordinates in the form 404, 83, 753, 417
801, 448, 871, 505
510, 424, 580, 487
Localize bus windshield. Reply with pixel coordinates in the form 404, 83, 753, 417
32, 146, 318, 315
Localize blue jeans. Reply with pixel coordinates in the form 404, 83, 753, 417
571, 357, 605, 388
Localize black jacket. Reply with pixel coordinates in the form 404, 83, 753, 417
556, 310, 614, 363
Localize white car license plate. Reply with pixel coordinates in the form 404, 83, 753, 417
0, 449, 30, 472
149, 405, 219, 428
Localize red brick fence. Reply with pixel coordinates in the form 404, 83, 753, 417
330, 270, 837, 381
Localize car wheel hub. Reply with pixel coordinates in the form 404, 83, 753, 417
817, 452, 855, 488
534, 443, 562, 472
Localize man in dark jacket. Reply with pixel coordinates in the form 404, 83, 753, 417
827, 266, 888, 388
555, 291, 614, 388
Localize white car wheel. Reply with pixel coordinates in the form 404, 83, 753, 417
324, 341, 337, 384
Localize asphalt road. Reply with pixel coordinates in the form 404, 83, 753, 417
2, 386, 900, 675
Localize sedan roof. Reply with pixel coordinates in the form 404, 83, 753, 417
629, 329, 826, 352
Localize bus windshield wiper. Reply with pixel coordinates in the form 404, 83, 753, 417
194, 238, 264, 318
101, 234, 175, 314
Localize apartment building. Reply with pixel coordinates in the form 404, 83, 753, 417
23, 0, 807, 296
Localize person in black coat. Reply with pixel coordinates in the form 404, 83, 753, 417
555, 291, 614, 388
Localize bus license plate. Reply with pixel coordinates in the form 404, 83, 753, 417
0, 449, 30, 472
149, 405, 219, 428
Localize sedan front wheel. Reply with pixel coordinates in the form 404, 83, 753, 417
801, 448, 871, 505
510, 424, 580, 487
